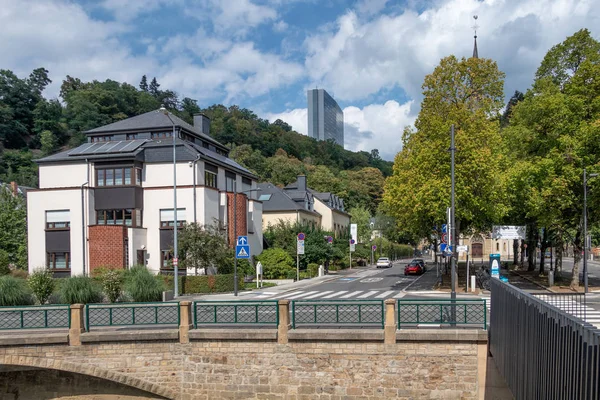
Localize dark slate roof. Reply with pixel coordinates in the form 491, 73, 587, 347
84, 110, 226, 152
35, 138, 256, 179
258, 183, 320, 216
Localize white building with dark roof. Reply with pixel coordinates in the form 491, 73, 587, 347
27, 110, 263, 276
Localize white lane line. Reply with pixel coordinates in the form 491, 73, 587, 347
358, 291, 379, 299
375, 291, 395, 299
322, 291, 348, 299
340, 291, 363, 299
253, 294, 271, 299
393, 292, 406, 298
303, 291, 334, 299
288, 291, 319, 299
270, 291, 304, 299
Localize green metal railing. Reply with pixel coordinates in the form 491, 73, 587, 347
85, 302, 179, 331
0, 304, 70, 330
291, 300, 384, 329
193, 301, 279, 327
397, 299, 486, 329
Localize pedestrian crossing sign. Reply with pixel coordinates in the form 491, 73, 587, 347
236, 245, 250, 259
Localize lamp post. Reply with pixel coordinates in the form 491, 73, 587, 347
233, 183, 261, 296
160, 106, 179, 298
583, 168, 598, 294
450, 124, 457, 324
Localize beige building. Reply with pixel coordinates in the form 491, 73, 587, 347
259, 176, 349, 236
456, 233, 517, 262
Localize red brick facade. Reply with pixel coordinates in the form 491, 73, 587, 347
88, 225, 128, 273
226, 193, 247, 247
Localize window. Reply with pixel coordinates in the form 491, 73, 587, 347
97, 209, 141, 227
205, 163, 218, 188
160, 208, 186, 228
496, 243, 500, 251
96, 167, 141, 187
151, 131, 171, 139
126, 133, 138, 140
46, 210, 70, 230
91, 135, 113, 143
47, 252, 70, 270
225, 171, 236, 192
258, 194, 272, 201
161, 250, 173, 268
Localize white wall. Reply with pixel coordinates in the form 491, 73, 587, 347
143, 163, 194, 188
127, 227, 147, 267
27, 189, 85, 275
313, 198, 333, 230
248, 200, 263, 256
39, 164, 88, 189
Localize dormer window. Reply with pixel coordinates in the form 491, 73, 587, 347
151, 131, 172, 139
91, 135, 113, 143
126, 133, 139, 140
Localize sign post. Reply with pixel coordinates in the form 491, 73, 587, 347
350, 224, 357, 270
297, 233, 305, 281
371, 245, 377, 266
235, 236, 250, 297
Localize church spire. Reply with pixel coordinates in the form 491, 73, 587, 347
472, 15, 479, 58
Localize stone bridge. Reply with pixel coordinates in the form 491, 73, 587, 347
0, 301, 503, 400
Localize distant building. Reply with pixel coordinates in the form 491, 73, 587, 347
307, 89, 344, 147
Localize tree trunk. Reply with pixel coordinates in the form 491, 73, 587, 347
513, 239, 519, 266
556, 244, 563, 273
520, 240, 525, 267
528, 223, 537, 271
571, 230, 582, 289
539, 228, 547, 275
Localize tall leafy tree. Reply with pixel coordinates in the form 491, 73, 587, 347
384, 55, 507, 239
0, 186, 27, 269
139, 75, 148, 92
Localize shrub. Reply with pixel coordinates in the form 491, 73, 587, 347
123, 266, 164, 302
10, 269, 29, 279
307, 263, 319, 277
28, 268, 55, 304
179, 274, 244, 294
100, 270, 124, 303
0, 249, 10, 276
0, 275, 33, 306
60, 276, 103, 304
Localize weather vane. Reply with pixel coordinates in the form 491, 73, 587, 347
472, 15, 479, 37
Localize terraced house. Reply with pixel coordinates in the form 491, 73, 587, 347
27, 110, 263, 277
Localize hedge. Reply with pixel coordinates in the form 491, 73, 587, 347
164, 274, 245, 295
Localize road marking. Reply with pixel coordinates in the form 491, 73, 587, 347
340, 291, 363, 298
322, 291, 348, 299
270, 291, 304, 299
304, 291, 333, 299
360, 278, 383, 283
393, 292, 407, 298
288, 291, 319, 299
375, 291, 395, 298
358, 291, 379, 298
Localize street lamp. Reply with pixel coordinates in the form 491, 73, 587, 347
160, 106, 179, 298
233, 183, 261, 296
583, 168, 598, 294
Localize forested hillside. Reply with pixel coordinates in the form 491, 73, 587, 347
0, 70, 391, 213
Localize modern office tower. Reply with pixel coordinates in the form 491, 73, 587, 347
307, 89, 344, 147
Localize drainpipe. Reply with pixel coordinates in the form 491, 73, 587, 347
81, 160, 90, 276
192, 154, 201, 224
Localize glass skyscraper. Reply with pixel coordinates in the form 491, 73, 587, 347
307, 89, 344, 147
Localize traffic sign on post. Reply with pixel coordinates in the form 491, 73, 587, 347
327, 236, 333, 243
441, 233, 447, 244
441, 224, 447, 234
236, 235, 250, 259
372, 245, 377, 251
297, 232, 305, 240
172, 257, 178, 267
297, 240, 305, 255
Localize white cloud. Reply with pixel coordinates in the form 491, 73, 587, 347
100, 0, 181, 21
355, 0, 389, 16
265, 100, 415, 160
273, 20, 289, 32
305, 0, 600, 103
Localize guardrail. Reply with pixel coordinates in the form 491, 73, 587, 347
85, 302, 179, 331
193, 301, 279, 327
291, 300, 384, 329
0, 304, 71, 330
397, 299, 486, 329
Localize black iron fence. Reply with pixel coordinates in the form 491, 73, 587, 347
490, 278, 600, 400
531, 292, 587, 322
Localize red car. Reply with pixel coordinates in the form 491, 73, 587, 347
404, 261, 424, 275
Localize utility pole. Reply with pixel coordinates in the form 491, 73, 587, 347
450, 124, 457, 324
583, 168, 598, 294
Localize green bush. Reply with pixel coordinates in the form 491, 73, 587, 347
179, 274, 244, 294
60, 276, 103, 304
10, 269, 29, 279
0, 275, 33, 306
27, 268, 55, 304
0, 249, 10, 276
307, 263, 319, 277
100, 270, 124, 303
123, 266, 164, 302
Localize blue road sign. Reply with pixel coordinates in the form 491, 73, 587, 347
237, 236, 248, 246
439, 243, 453, 253
236, 245, 250, 259
441, 224, 447, 234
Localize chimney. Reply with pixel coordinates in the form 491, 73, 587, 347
193, 113, 211, 135
297, 175, 307, 192
10, 181, 18, 196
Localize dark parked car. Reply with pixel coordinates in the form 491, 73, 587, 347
404, 261, 424, 275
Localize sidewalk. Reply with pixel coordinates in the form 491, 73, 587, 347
178, 265, 372, 301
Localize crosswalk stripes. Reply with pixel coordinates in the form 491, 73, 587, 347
322, 291, 348, 299
245, 289, 409, 301
340, 291, 363, 298
304, 291, 333, 299
358, 291, 378, 298
375, 291, 395, 298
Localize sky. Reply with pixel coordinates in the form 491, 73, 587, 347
1, 0, 598, 160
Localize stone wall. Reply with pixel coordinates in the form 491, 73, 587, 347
0, 330, 485, 400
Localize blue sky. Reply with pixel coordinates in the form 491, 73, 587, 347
1, 0, 599, 159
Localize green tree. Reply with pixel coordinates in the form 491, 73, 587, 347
0, 185, 27, 269
40, 130, 57, 156
139, 75, 149, 92
384, 55, 507, 240
178, 223, 230, 275
28, 268, 55, 304
348, 206, 371, 243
